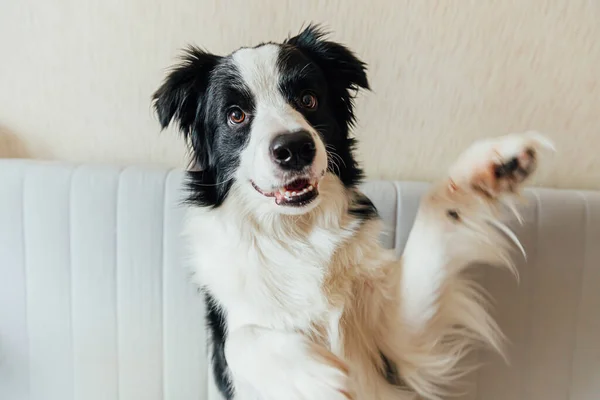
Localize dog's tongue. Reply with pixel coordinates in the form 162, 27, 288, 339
285, 179, 308, 191
274, 192, 285, 204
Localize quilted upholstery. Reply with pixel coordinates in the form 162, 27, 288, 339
1, 159, 599, 400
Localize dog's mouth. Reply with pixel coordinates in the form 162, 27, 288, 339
251, 178, 320, 207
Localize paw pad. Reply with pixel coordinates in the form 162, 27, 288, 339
450, 132, 553, 199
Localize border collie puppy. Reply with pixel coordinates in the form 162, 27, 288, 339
153, 25, 553, 400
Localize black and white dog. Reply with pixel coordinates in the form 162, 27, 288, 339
153, 25, 553, 400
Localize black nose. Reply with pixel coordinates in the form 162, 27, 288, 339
269, 131, 316, 170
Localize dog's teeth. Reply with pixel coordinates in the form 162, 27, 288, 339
301, 189, 307, 194
308, 185, 313, 191
285, 191, 291, 197
291, 191, 297, 196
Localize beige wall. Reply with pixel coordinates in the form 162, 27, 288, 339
1, 0, 599, 189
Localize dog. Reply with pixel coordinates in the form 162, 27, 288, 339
152, 25, 553, 400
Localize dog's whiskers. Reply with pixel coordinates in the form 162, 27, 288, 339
297, 63, 312, 78
312, 124, 329, 132
189, 174, 236, 187
327, 155, 342, 177
325, 146, 347, 170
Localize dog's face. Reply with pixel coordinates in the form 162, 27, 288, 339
153, 26, 369, 215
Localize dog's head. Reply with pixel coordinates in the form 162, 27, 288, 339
153, 25, 369, 215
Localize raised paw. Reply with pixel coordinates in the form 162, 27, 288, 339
449, 131, 554, 199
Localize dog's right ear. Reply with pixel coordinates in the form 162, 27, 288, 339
152, 46, 220, 146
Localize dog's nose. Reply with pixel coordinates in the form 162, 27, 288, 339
270, 131, 316, 170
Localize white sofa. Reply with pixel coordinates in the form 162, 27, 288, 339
1, 159, 599, 400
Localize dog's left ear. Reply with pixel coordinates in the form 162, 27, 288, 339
286, 24, 369, 129
286, 24, 370, 92
286, 25, 369, 187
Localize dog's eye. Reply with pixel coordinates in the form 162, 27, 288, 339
299, 91, 318, 110
228, 107, 247, 125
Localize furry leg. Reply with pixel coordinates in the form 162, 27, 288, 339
387, 132, 554, 398
225, 325, 352, 400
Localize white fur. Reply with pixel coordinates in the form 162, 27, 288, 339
185, 130, 553, 400
187, 175, 350, 334
232, 45, 328, 216
225, 326, 350, 400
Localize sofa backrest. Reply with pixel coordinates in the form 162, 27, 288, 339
1, 160, 599, 400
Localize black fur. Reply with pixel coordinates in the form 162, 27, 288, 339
153, 46, 221, 170
203, 291, 234, 399
381, 352, 408, 388
348, 192, 379, 220
285, 24, 369, 187
153, 51, 255, 208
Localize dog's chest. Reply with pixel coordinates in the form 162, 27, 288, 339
188, 214, 350, 333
